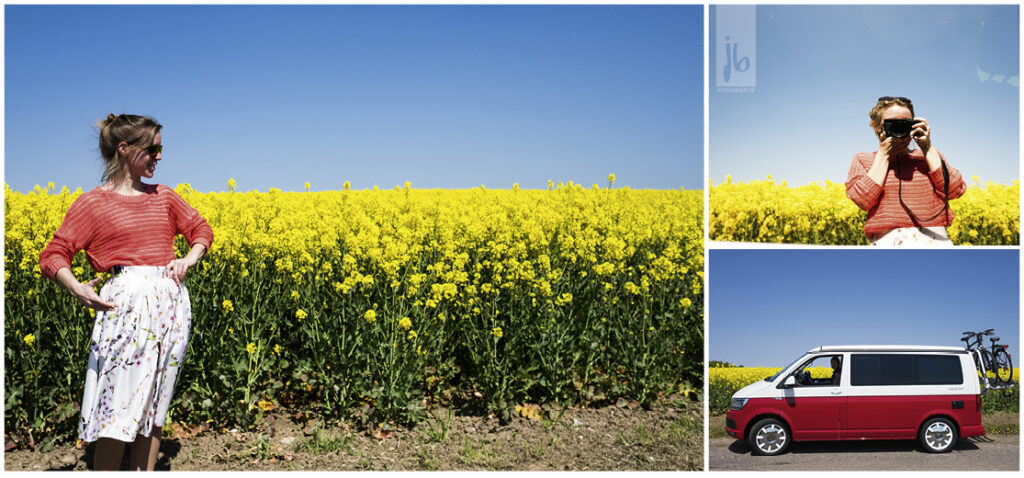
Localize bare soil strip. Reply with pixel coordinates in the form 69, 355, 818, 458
5, 401, 703, 471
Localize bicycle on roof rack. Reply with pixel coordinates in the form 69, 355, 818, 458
961, 329, 1015, 391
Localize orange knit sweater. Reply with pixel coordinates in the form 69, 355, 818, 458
39, 184, 214, 280
845, 149, 966, 236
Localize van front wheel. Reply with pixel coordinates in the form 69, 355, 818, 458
748, 418, 790, 456
919, 417, 958, 453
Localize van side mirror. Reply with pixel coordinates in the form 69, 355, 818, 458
783, 375, 797, 388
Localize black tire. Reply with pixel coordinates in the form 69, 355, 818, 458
992, 348, 1014, 386
919, 417, 958, 453
748, 418, 790, 456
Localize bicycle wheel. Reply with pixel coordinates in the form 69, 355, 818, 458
992, 348, 1014, 385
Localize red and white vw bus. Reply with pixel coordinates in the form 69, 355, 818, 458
726, 346, 985, 455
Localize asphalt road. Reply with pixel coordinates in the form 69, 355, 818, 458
709, 436, 1019, 471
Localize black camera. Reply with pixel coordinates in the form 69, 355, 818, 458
882, 119, 916, 139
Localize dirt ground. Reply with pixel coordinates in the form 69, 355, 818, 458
5, 399, 703, 471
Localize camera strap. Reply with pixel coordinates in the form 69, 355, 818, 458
896, 154, 950, 224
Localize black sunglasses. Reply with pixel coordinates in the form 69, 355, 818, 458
143, 144, 162, 155
878, 96, 912, 104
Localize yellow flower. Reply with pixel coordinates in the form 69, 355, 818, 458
257, 399, 274, 411
304, 182, 311, 191
6, 180, 724, 402
680, 298, 692, 308
709, 175, 1018, 245
23, 333, 35, 348
227, 178, 237, 192
246, 342, 257, 354
343, 181, 351, 191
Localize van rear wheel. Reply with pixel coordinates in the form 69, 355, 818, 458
748, 418, 790, 456
919, 417, 957, 453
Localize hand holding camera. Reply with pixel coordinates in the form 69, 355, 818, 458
910, 117, 931, 150
882, 117, 931, 150
877, 129, 910, 158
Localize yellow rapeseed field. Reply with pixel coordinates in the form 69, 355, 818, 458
710, 176, 1018, 245
5, 181, 704, 443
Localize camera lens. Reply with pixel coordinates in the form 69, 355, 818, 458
883, 119, 914, 139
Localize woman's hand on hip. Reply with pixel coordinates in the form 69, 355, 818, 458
165, 257, 196, 286
912, 117, 932, 150
74, 276, 115, 311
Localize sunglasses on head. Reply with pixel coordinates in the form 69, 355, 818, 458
878, 96, 912, 104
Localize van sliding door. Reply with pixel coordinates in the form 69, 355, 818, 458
844, 354, 964, 440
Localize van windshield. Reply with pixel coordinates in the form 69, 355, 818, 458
765, 355, 805, 382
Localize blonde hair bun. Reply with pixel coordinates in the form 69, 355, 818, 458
95, 113, 163, 185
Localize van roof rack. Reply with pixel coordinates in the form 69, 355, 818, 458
810, 345, 967, 353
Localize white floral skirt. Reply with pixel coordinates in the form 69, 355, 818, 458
869, 226, 953, 247
79, 266, 191, 443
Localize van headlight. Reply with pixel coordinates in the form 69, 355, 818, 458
729, 398, 749, 411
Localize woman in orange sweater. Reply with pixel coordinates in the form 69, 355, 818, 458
39, 114, 213, 470
845, 96, 966, 246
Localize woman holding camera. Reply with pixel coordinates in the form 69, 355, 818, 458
845, 96, 966, 246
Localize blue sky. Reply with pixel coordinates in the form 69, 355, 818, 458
5, 5, 703, 193
709, 250, 1020, 367
711, 5, 1019, 187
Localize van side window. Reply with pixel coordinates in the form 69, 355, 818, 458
850, 354, 963, 386
790, 355, 841, 386
916, 355, 965, 385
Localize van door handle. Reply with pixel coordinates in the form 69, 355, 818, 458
830, 390, 842, 395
